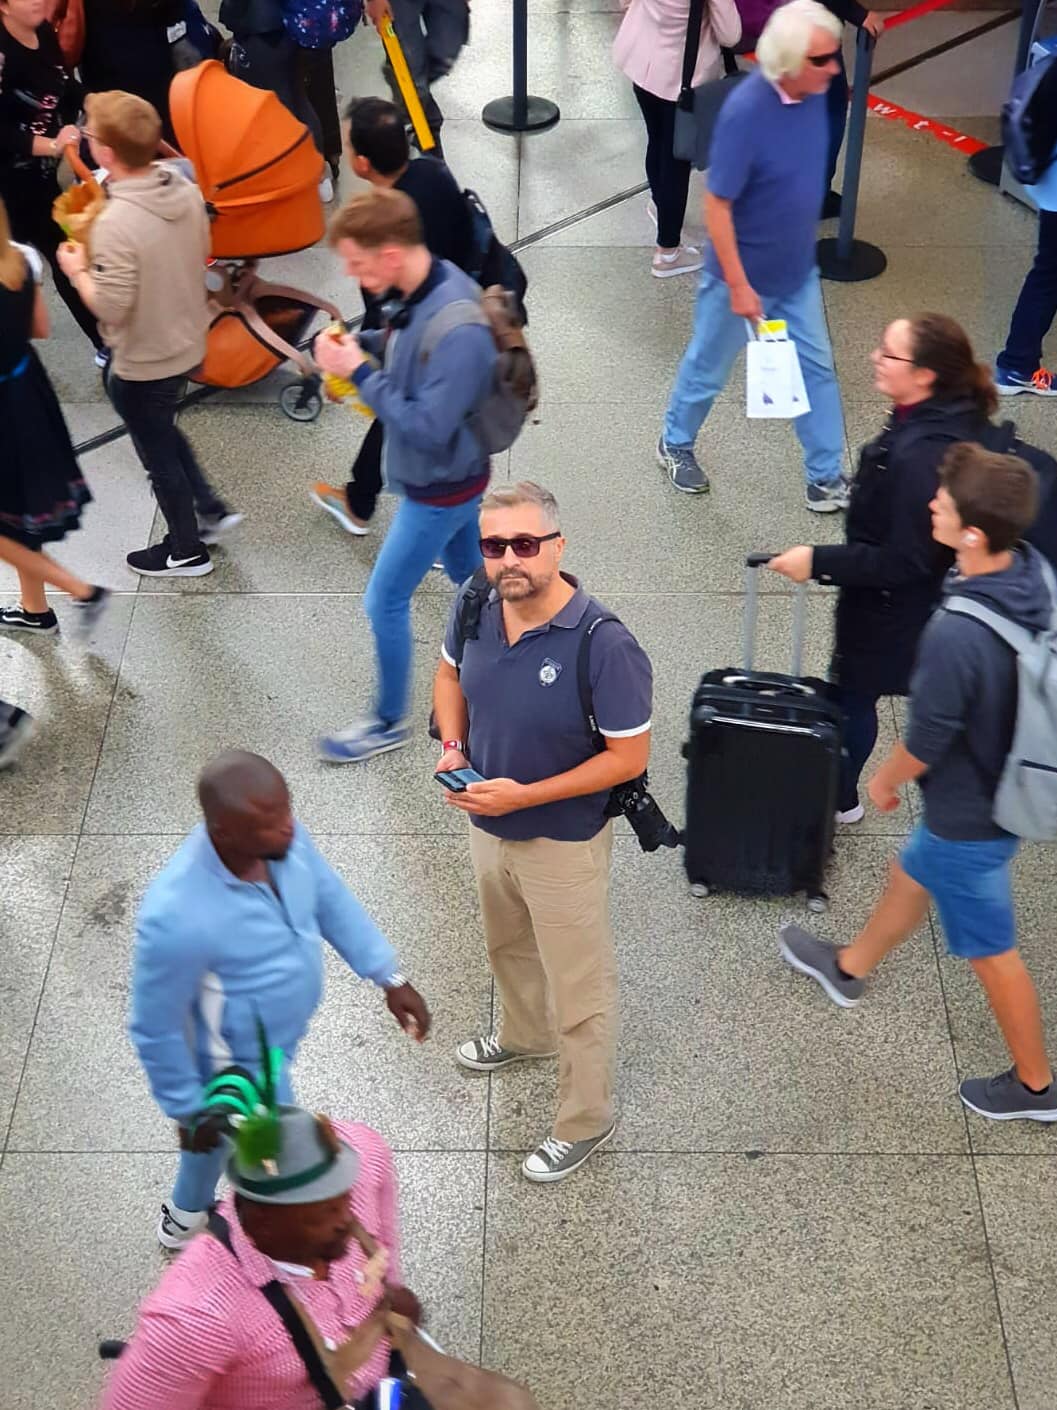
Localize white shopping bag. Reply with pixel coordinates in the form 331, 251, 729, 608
745, 321, 811, 420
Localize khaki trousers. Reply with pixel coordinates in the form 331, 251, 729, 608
468, 821, 617, 1143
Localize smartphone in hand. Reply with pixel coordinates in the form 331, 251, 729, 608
434, 768, 486, 792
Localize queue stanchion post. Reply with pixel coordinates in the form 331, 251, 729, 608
482, 0, 560, 134
817, 28, 887, 283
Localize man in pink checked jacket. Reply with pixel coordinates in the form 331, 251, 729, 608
99, 1106, 425, 1410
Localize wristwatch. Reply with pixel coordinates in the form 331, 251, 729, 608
441, 739, 464, 754
382, 971, 409, 990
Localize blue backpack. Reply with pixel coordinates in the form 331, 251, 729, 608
282, 0, 363, 49
1002, 54, 1057, 185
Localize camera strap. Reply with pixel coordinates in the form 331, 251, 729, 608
577, 614, 622, 753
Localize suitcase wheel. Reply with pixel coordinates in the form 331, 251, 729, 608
807, 893, 828, 914
689, 883, 710, 899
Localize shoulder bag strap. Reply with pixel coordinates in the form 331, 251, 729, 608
207, 1211, 348, 1410
943, 597, 1034, 653
576, 615, 621, 752
419, 299, 488, 363
679, 0, 708, 108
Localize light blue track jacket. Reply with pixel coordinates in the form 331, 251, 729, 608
130, 822, 398, 1120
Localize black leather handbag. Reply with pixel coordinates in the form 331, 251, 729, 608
672, 0, 746, 171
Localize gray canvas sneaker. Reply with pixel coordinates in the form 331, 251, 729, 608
960, 1067, 1057, 1122
456, 1034, 556, 1072
657, 437, 710, 494
522, 1123, 616, 1183
779, 923, 865, 1008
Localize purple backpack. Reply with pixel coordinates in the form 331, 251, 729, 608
735, 0, 785, 48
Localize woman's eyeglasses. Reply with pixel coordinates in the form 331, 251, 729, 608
877, 348, 916, 364
479, 531, 560, 559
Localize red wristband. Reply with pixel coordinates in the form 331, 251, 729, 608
442, 739, 464, 753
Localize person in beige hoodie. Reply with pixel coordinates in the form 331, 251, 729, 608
58, 89, 240, 577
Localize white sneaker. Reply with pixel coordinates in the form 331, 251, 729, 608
651, 245, 703, 280
318, 175, 335, 203
157, 1201, 209, 1250
835, 803, 865, 824
198, 512, 244, 546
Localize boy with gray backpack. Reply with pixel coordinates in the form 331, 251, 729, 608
780, 443, 1057, 1123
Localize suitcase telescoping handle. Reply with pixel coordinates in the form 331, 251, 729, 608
743, 553, 807, 677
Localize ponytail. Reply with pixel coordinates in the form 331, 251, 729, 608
909, 312, 996, 420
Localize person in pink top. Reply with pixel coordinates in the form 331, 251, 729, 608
99, 1104, 425, 1410
613, 0, 741, 279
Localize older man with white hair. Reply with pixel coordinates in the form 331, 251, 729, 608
657, 0, 849, 510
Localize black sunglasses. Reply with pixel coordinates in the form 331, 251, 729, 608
479, 531, 560, 559
807, 50, 841, 66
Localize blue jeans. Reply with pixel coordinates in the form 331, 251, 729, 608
365, 493, 483, 724
997, 209, 1057, 379
836, 685, 880, 813
172, 1062, 295, 1212
663, 271, 845, 487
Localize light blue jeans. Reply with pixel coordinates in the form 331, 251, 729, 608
171, 1063, 295, 1213
663, 270, 845, 487
365, 493, 484, 725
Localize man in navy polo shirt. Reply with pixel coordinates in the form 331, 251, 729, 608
432, 481, 653, 1183
657, 0, 849, 511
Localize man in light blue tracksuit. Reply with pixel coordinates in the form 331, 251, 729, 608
131, 750, 431, 1248
313, 186, 497, 765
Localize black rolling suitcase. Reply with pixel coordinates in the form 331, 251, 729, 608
682, 553, 843, 909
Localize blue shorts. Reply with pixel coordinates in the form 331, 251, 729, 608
900, 823, 1018, 959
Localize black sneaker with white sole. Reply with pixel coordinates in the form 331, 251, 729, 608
126, 542, 213, 577
779, 923, 864, 1007
456, 1034, 557, 1071
0, 603, 59, 633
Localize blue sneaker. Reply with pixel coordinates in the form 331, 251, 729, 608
657, 437, 709, 493
995, 366, 1057, 397
317, 718, 411, 764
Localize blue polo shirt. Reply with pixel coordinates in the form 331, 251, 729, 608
704, 71, 828, 299
442, 574, 653, 842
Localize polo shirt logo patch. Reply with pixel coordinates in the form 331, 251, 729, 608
538, 658, 562, 687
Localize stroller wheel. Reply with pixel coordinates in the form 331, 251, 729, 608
280, 380, 322, 423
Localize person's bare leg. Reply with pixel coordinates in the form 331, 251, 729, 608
15, 567, 48, 615
0, 538, 94, 602
970, 950, 1053, 1091
838, 858, 932, 979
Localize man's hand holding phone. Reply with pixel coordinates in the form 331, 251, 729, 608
444, 776, 528, 817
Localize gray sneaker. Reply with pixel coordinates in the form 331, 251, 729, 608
657, 437, 710, 494
805, 476, 850, 513
779, 923, 864, 1008
455, 1034, 557, 1072
522, 1123, 616, 1183
959, 1067, 1057, 1122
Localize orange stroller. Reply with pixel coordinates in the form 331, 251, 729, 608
169, 61, 341, 421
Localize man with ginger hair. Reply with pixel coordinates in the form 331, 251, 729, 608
58, 90, 240, 578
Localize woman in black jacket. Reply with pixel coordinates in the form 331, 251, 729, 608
0, 0, 101, 351
768, 312, 998, 821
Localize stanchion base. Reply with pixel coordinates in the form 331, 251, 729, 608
817, 237, 887, 283
482, 95, 560, 134
968, 145, 1004, 186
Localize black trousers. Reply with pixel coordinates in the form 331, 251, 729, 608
228, 32, 324, 154
344, 417, 385, 522
632, 83, 692, 250
3, 173, 101, 349
108, 372, 229, 557
296, 44, 343, 163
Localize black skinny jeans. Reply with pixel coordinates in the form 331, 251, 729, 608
632, 83, 692, 250
108, 372, 229, 558
344, 417, 385, 522
835, 685, 881, 813
3, 173, 101, 349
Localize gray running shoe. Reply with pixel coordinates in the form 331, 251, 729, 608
522, 1123, 616, 1183
805, 476, 850, 513
959, 1067, 1057, 1122
779, 923, 864, 1008
657, 437, 710, 494
456, 1034, 556, 1072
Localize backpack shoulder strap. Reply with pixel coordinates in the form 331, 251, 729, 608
577, 614, 622, 751
419, 299, 488, 363
449, 566, 491, 670
943, 597, 1035, 654
207, 1211, 346, 1410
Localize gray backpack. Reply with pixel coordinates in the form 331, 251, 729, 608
944, 555, 1057, 841
419, 286, 539, 455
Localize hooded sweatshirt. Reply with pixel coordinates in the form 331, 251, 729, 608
88, 163, 210, 380
906, 544, 1053, 840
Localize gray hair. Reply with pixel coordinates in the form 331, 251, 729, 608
480, 480, 560, 530
756, 0, 842, 81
